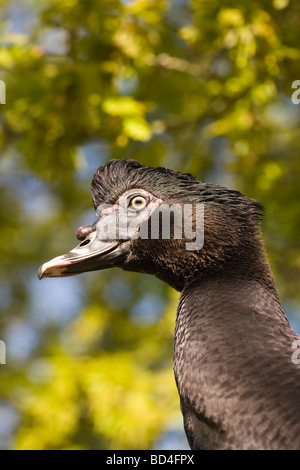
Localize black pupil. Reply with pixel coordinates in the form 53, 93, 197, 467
135, 198, 143, 205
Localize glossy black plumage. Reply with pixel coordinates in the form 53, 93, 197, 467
91, 160, 300, 449
176, 279, 300, 449
39, 159, 300, 449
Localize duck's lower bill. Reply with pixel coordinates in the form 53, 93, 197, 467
38, 231, 127, 279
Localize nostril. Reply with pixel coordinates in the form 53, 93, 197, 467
80, 239, 91, 247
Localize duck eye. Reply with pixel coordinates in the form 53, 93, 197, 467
130, 196, 147, 211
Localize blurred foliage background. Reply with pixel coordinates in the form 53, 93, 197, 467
0, 0, 300, 450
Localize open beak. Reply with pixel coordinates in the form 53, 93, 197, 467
38, 229, 128, 279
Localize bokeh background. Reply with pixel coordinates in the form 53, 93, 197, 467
0, 0, 300, 450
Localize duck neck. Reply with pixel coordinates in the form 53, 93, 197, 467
160, 239, 278, 298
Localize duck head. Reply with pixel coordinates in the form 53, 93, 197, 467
38, 159, 265, 291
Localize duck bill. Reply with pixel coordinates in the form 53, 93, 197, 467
38, 231, 125, 279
